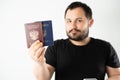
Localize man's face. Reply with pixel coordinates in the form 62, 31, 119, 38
65, 7, 93, 41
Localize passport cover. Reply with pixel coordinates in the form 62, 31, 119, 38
24, 22, 44, 48
42, 20, 54, 46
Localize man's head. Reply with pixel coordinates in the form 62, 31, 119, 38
65, 1, 94, 41
65, 1, 92, 20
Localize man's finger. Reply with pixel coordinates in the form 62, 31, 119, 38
35, 47, 45, 58
30, 40, 41, 49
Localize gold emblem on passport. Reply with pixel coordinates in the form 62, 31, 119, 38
29, 30, 39, 40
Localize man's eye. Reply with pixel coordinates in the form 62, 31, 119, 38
77, 19, 82, 22
66, 20, 71, 23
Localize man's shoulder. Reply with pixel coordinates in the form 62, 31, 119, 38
91, 37, 111, 47
92, 37, 108, 43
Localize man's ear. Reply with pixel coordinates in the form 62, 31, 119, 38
89, 18, 94, 28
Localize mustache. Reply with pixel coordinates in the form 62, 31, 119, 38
69, 28, 81, 33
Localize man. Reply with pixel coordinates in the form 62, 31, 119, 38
29, 1, 120, 80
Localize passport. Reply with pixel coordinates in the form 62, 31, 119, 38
42, 20, 54, 46
24, 20, 54, 48
24, 22, 44, 48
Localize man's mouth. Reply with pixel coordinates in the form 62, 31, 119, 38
69, 29, 81, 33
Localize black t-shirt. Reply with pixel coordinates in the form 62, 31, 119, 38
45, 37, 120, 80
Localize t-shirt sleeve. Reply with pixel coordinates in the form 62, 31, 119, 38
45, 45, 57, 68
106, 43, 120, 68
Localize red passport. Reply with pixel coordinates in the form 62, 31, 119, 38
24, 22, 44, 48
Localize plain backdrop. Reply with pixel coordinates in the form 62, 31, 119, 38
0, 0, 120, 80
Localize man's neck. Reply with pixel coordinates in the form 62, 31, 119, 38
69, 37, 91, 46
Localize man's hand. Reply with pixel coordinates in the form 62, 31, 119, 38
29, 40, 46, 65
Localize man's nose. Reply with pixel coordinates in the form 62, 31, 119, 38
71, 22, 77, 28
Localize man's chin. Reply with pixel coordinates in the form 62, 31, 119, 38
68, 34, 88, 41
68, 37, 83, 41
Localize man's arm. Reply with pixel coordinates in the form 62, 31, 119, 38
29, 40, 55, 80
106, 66, 120, 80
33, 63, 55, 80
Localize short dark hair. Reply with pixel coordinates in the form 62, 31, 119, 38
64, 1, 92, 20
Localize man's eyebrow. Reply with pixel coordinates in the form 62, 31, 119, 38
65, 18, 71, 20
76, 17, 83, 20
65, 17, 83, 20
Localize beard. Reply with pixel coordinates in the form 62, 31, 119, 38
66, 28, 89, 41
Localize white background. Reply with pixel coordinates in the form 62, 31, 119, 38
0, 0, 120, 80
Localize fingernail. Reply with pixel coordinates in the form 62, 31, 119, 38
36, 40, 40, 43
